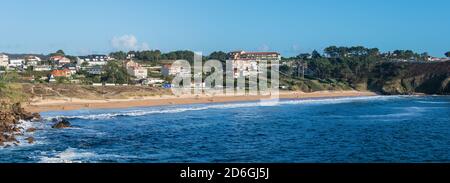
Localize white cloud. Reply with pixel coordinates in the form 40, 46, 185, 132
111, 34, 149, 51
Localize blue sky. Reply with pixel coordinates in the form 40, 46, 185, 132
0, 0, 449, 56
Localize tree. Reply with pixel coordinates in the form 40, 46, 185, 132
324, 46, 339, 58
208, 51, 228, 62
445, 52, 450, 58
311, 50, 321, 59
101, 61, 130, 84
161, 50, 195, 62
81, 61, 89, 67
50, 49, 66, 57
56, 50, 65, 55
297, 53, 311, 60
109, 51, 127, 60
135, 50, 162, 62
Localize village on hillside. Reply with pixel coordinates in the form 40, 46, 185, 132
0, 48, 449, 89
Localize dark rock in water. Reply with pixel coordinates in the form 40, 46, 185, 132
51, 118, 59, 123
26, 128, 37, 133
25, 137, 35, 144
31, 113, 42, 122
52, 118, 71, 129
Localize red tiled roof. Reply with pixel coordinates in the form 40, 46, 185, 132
229, 51, 280, 55
51, 69, 71, 77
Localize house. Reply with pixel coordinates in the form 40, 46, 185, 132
86, 65, 104, 75
161, 63, 191, 77
9, 59, 25, 68
226, 51, 280, 78
228, 51, 281, 61
50, 56, 71, 65
127, 53, 135, 59
0, 53, 8, 68
50, 68, 72, 78
427, 56, 450, 62
25, 56, 42, 66
33, 65, 52, 71
61, 63, 79, 74
77, 55, 109, 66
125, 60, 147, 79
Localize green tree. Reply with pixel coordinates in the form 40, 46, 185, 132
50, 50, 66, 56
101, 61, 130, 84
80, 61, 90, 68
311, 50, 322, 59
297, 53, 311, 60
109, 51, 127, 60
445, 52, 450, 57
208, 51, 228, 62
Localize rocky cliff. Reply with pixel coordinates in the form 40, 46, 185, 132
368, 61, 450, 95
0, 102, 41, 146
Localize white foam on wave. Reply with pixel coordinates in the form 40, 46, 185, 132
38, 148, 142, 163
47, 96, 399, 121
358, 106, 428, 119
416, 101, 449, 104
0, 120, 46, 148
39, 148, 96, 163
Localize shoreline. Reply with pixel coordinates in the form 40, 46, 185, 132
24, 90, 377, 113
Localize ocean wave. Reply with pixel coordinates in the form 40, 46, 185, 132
46, 96, 399, 120
0, 120, 44, 148
38, 148, 142, 163
39, 148, 96, 163
416, 101, 449, 104
358, 106, 427, 119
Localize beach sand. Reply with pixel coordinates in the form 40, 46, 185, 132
24, 90, 377, 113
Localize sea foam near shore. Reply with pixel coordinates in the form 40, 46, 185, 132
41, 95, 399, 121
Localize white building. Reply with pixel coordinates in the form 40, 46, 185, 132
226, 51, 281, 78
86, 65, 104, 75
50, 56, 71, 65
125, 60, 147, 79
0, 54, 8, 68
9, 59, 24, 68
25, 56, 42, 66
33, 65, 52, 71
77, 55, 108, 66
161, 64, 191, 77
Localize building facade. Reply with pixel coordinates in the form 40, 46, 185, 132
226, 51, 281, 78
125, 60, 147, 79
161, 64, 191, 77
0, 54, 8, 68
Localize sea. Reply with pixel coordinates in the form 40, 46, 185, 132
1, 95, 449, 163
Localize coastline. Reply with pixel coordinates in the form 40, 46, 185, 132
24, 90, 377, 113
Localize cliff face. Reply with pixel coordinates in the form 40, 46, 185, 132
369, 61, 450, 95
0, 102, 41, 146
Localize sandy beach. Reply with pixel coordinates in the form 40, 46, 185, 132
24, 90, 377, 113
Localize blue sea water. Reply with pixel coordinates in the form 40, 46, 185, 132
1, 95, 449, 163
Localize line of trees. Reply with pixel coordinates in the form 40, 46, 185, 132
109, 50, 196, 62
283, 46, 419, 86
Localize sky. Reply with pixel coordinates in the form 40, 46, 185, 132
0, 0, 449, 57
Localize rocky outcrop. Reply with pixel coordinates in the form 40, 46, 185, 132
52, 118, 71, 129
369, 61, 450, 95
0, 102, 42, 146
